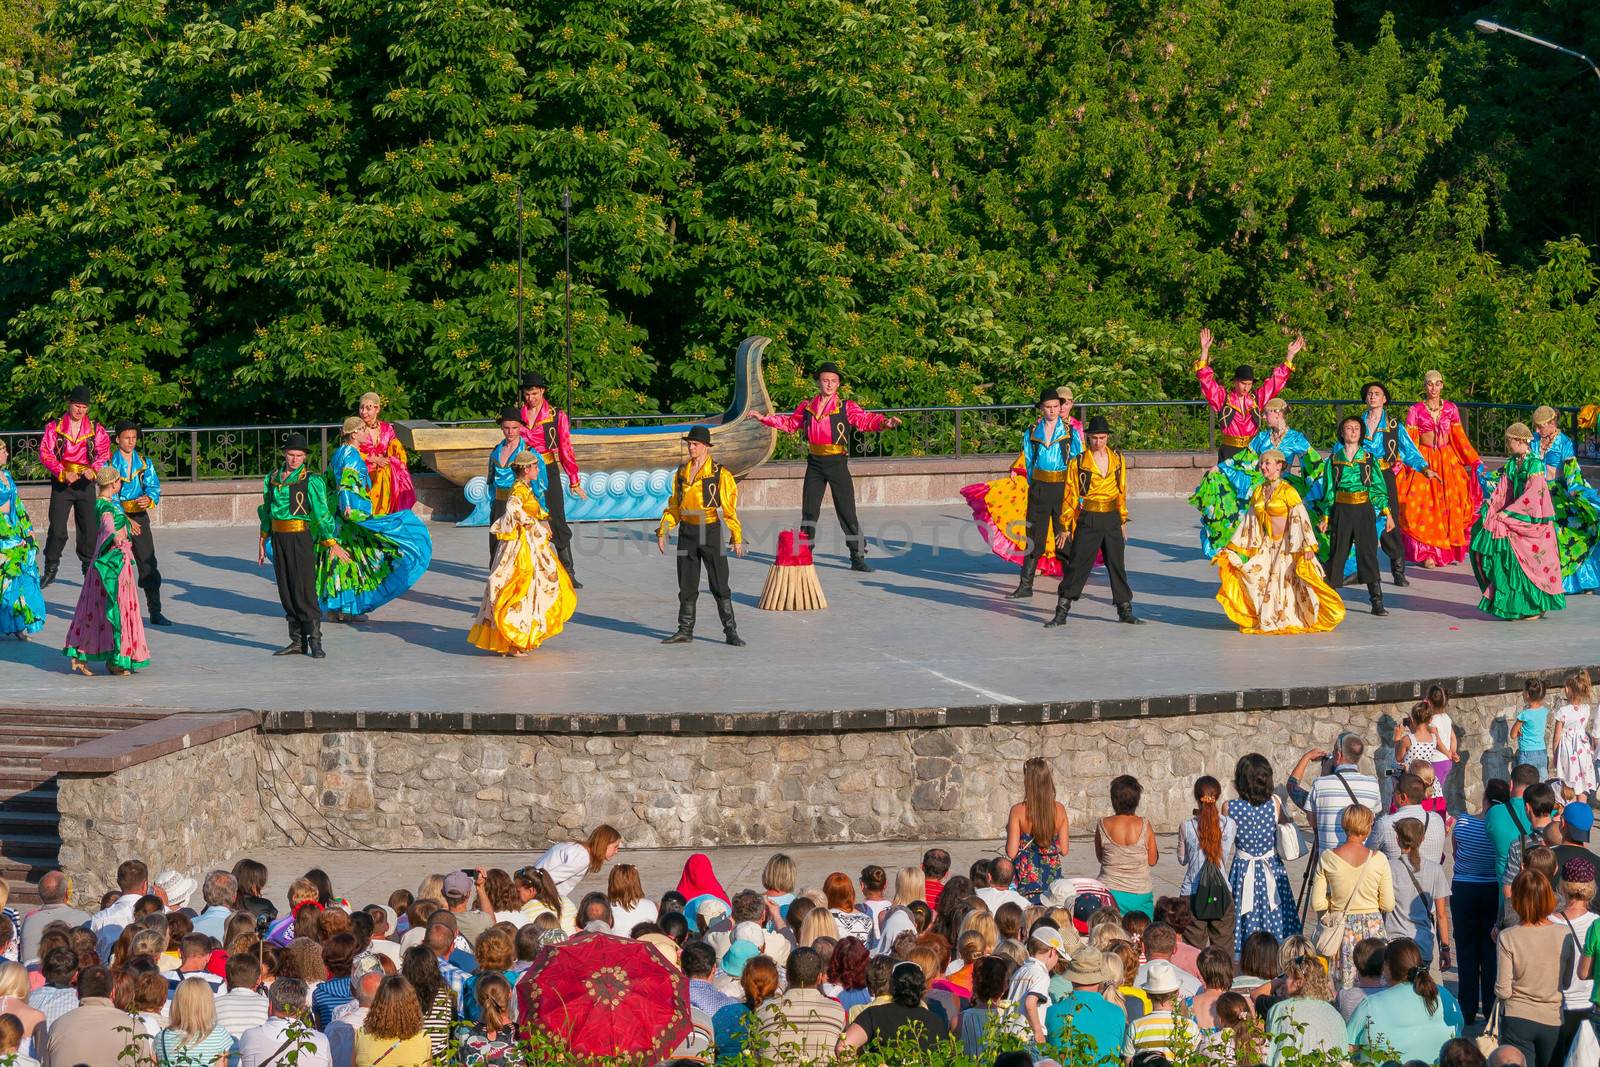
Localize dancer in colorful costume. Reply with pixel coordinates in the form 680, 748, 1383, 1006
1471, 422, 1565, 620
1194, 329, 1303, 461
1045, 416, 1143, 627
38, 385, 110, 586
1393, 372, 1481, 568
258, 434, 349, 659
518, 373, 586, 587
1528, 406, 1600, 594
109, 421, 172, 626
1190, 397, 1322, 558
1213, 449, 1345, 635
755, 362, 902, 572
488, 408, 541, 566
320, 417, 433, 623
469, 451, 575, 656
0, 439, 45, 640
355, 392, 416, 516
1354, 382, 1438, 587
658, 425, 746, 646
1318, 417, 1391, 617
63, 467, 150, 676
961, 387, 1082, 589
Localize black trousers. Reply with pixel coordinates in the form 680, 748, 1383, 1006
1056, 510, 1133, 606
1021, 480, 1066, 570
1501, 1015, 1561, 1067
127, 511, 162, 616
544, 476, 575, 577
1451, 880, 1499, 1024
800, 454, 865, 559
1378, 467, 1404, 570
271, 530, 320, 631
1326, 501, 1380, 586
45, 477, 97, 573
675, 521, 730, 602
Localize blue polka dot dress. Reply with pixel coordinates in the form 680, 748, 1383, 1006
1226, 797, 1301, 953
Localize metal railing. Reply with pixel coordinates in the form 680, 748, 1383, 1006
2, 401, 1591, 484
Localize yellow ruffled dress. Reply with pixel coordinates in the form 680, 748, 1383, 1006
468, 482, 576, 653
1214, 481, 1345, 635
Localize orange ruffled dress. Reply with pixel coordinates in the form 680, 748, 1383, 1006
1214, 481, 1345, 635
1395, 401, 1481, 566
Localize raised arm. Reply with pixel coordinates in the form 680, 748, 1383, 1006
1255, 335, 1302, 406
843, 400, 901, 432
754, 401, 808, 434
1194, 328, 1225, 413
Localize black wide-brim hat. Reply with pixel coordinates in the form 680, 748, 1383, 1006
814, 362, 843, 381
521, 372, 548, 390
682, 425, 713, 446
1231, 365, 1256, 383
67, 385, 92, 405
1086, 415, 1112, 435
283, 432, 310, 453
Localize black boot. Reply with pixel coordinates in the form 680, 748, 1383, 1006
559, 547, 582, 589
307, 620, 326, 659
40, 561, 58, 589
147, 588, 172, 627
1006, 562, 1037, 599
1116, 603, 1145, 625
1368, 583, 1388, 616
1391, 561, 1409, 587
273, 622, 303, 656
1044, 600, 1071, 628
661, 601, 695, 644
716, 598, 746, 647
850, 555, 874, 573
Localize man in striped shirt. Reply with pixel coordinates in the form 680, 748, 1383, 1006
213, 954, 269, 1038
1287, 735, 1382, 851
1123, 961, 1202, 1059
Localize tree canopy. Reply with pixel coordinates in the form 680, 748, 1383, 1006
1, 0, 1597, 429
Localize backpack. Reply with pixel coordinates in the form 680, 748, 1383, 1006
1190, 859, 1232, 922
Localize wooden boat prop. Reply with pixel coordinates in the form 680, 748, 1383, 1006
396, 335, 778, 487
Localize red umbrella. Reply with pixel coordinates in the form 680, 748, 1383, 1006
517, 931, 691, 1061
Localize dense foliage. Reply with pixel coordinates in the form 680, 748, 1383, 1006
1, 0, 1598, 429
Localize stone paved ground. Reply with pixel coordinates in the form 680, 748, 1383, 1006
4, 501, 1595, 717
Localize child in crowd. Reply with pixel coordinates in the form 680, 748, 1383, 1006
1553, 670, 1597, 799
1511, 678, 1550, 780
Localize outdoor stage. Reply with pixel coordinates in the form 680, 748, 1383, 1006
7, 500, 1595, 721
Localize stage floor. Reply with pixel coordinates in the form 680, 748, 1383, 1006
4, 502, 1592, 718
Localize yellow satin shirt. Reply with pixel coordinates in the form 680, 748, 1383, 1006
1065, 448, 1128, 525
1250, 481, 1301, 537
658, 458, 743, 542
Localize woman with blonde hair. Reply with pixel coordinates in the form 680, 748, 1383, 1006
154, 977, 235, 1066
1266, 954, 1345, 1063
797, 908, 840, 948
876, 867, 925, 950
1310, 804, 1393, 990
606, 863, 658, 934
0, 962, 44, 1050
356, 976, 431, 1067
761, 854, 797, 919
957, 910, 999, 958
1007, 756, 1071, 900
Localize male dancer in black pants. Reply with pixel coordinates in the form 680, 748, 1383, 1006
256, 434, 349, 658
38, 385, 109, 586
1046, 416, 1143, 626
1319, 416, 1392, 616
1007, 387, 1080, 599
756, 363, 902, 571
657, 426, 745, 646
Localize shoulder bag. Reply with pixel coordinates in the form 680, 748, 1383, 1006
1314, 854, 1380, 958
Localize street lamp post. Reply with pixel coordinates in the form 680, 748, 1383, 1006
1473, 19, 1600, 83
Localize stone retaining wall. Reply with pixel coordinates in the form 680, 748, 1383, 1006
53, 686, 1534, 897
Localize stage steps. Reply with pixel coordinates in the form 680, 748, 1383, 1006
0, 708, 168, 906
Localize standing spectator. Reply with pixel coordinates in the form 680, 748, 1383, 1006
89, 859, 149, 959
1512, 679, 1551, 779
154, 977, 235, 1067
1188, 947, 1233, 1029
1345, 937, 1462, 1063
1489, 764, 1542, 877
754, 947, 845, 1061
1310, 804, 1393, 990
823, 873, 875, 942
354, 977, 431, 1067
0, 963, 43, 1051
212, 954, 269, 1039
1457, 779, 1507, 1025
605, 865, 658, 935
1373, 774, 1448, 865
1552, 857, 1599, 1067
1496, 870, 1568, 1065
1503, 783, 1559, 898
1044, 946, 1123, 1060
43, 965, 152, 1067
921, 850, 951, 910
1006, 757, 1071, 900
1122, 961, 1200, 1060
27, 948, 78, 1028
1097, 775, 1158, 917
237, 978, 330, 1067
1225, 754, 1302, 953
19, 873, 89, 964
1554, 672, 1598, 799
190, 873, 237, 942
1177, 776, 1237, 952
1286, 734, 1381, 853
326, 973, 380, 1067
1549, 802, 1596, 871
1265, 955, 1346, 1065
531, 825, 622, 899
761, 855, 797, 921
1385, 817, 1452, 970
1007, 926, 1067, 1047
1395, 701, 1449, 795
451, 973, 516, 1066
837, 961, 943, 1054
975, 860, 1030, 914
1335, 939, 1387, 1021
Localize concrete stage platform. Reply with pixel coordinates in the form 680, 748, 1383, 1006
5, 501, 1595, 723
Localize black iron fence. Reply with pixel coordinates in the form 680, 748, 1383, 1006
2, 401, 1590, 484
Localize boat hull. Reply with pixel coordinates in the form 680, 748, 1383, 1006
398, 336, 779, 486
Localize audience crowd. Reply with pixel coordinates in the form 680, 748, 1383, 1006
2, 679, 1598, 1066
